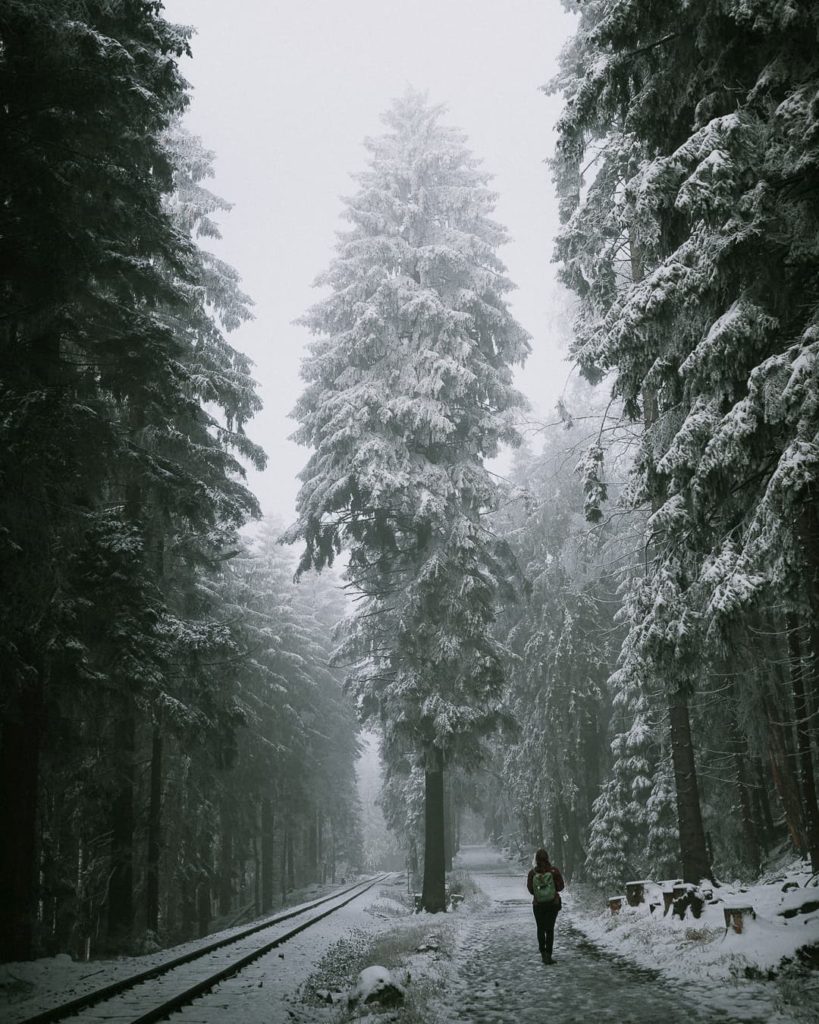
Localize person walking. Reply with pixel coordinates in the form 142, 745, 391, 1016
526, 847, 565, 964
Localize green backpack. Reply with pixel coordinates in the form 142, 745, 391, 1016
532, 870, 556, 904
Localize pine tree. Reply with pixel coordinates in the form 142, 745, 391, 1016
0, 0, 192, 959
0, 3, 266, 957
550, 0, 819, 878
288, 91, 529, 911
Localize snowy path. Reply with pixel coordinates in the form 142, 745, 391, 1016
438, 847, 758, 1024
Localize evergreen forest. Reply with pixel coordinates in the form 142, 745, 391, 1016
1, 0, 818, 969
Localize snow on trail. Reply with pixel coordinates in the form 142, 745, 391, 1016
438, 847, 795, 1024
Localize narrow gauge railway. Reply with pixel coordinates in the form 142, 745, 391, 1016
17, 874, 392, 1024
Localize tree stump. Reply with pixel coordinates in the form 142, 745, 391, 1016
608, 896, 623, 915
626, 881, 650, 906
723, 906, 755, 933
672, 885, 704, 920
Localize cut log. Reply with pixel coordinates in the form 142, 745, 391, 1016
608, 896, 624, 915
625, 880, 651, 906
723, 906, 755, 933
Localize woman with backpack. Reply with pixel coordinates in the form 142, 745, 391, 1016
526, 847, 565, 964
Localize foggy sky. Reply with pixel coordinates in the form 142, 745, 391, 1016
163, 0, 577, 522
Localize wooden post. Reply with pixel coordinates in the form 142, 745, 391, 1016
662, 891, 674, 915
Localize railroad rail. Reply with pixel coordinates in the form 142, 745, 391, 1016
17, 873, 391, 1024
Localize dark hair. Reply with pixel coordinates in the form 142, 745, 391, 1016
535, 847, 550, 867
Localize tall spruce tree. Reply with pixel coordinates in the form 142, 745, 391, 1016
0, 2, 265, 958
0, 0, 193, 959
288, 91, 529, 911
551, 0, 819, 877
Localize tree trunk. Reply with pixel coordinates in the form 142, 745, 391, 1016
286, 829, 295, 891
752, 758, 775, 849
181, 870, 196, 940
421, 746, 446, 913
280, 825, 288, 906
533, 803, 544, 848
725, 683, 761, 875
51, 791, 79, 955
668, 692, 712, 883
197, 876, 210, 938
786, 612, 819, 871
261, 796, 274, 913
798, 501, 819, 712
218, 794, 233, 917
197, 834, 211, 938
408, 834, 419, 885
641, 356, 711, 888
0, 683, 43, 962
253, 835, 261, 916
766, 698, 807, 854
305, 804, 317, 883
443, 776, 453, 872
146, 725, 163, 934
733, 737, 761, 876
106, 706, 135, 952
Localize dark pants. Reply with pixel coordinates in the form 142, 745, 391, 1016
533, 902, 559, 957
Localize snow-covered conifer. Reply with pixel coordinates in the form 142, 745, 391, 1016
551, 0, 819, 876
288, 90, 529, 911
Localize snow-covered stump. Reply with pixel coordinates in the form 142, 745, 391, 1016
723, 905, 755, 934
625, 881, 650, 907
671, 884, 704, 920
347, 966, 406, 1010
608, 896, 624, 915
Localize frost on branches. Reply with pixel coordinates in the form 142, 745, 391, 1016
287, 91, 530, 909
551, 0, 819, 876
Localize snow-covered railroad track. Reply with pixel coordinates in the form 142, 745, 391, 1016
18, 874, 391, 1024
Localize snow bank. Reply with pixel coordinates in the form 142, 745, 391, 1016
347, 964, 406, 1007
567, 860, 819, 1020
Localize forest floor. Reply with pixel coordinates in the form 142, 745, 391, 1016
3, 848, 817, 1023
292, 846, 818, 1024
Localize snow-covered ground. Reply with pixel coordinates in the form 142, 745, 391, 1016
564, 857, 819, 1023
3, 851, 817, 1023
0, 877, 406, 1024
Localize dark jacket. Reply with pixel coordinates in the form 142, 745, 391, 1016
527, 865, 565, 909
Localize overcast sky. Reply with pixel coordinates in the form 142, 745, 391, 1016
163, 0, 577, 522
